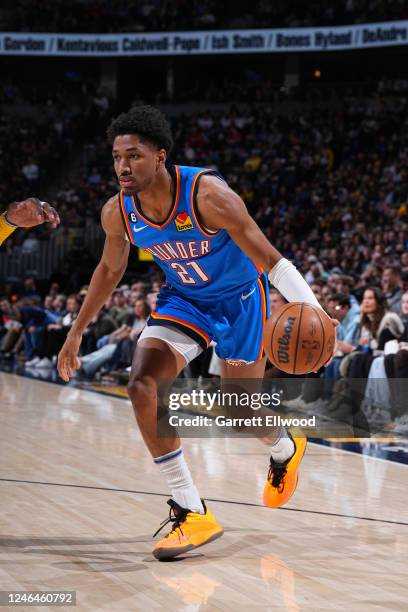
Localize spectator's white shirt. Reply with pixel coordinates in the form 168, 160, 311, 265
62, 312, 75, 326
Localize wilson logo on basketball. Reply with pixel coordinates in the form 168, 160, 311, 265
277, 316, 296, 364
175, 212, 194, 232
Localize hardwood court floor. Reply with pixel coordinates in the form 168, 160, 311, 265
1, 372, 407, 611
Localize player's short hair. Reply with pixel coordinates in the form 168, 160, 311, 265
107, 105, 173, 154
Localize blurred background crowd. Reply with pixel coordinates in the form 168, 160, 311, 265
1, 0, 408, 432
1, 0, 407, 32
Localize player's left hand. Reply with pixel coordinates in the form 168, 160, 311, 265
6, 198, 60, 228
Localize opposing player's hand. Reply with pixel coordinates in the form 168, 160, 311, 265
57, 334, 82, 382
6, 198, 60, 228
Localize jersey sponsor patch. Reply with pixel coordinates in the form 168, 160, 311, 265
175, 212, 194, 232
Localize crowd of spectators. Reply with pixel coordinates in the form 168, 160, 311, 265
0, 76, 113, 252
0, 275, 159, 377
1, 0, 407, 32
267, 274, 408, 431
63, 91, 408, 288
1, 73, 408, 432
1, 267, 407, 432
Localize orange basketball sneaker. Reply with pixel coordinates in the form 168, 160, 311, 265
152, 499, 224, 560
263, 431, 307, 508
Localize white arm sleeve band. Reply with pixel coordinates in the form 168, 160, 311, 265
268, 258, 323, 310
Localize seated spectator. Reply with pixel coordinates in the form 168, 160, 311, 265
382, 265, 403, 315
146, 292, 159, 312
359, 287, 404, 352
332, 276, 360, 313
26, 294, 82, 368
305, 259, 325, 284
310, 280, 326, 307
81, 307, 118, 355
0, 296, 18, 335
52, 294, 67, 316
269, 288, 286, 313
324, 293, 361, 394
321, 283, 336, 304
78, 298, 150, 378
130, 298, 150, 337
0, 296, 22, 355
78, 325, 133, 378
327, 293, 360, 349
21, 297, 60, 361
335, 288, 404, 422
401, 291, 408, 342
110, 298, 151, 371
109, 288, 133, 325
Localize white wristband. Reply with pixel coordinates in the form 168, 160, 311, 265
268, 258, 323, 310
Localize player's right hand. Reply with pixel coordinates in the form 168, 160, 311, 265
57, 334, 82, 382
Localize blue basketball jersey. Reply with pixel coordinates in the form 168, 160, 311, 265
119, 164, 262, 303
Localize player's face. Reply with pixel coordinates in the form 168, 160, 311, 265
112, 134, 164, 194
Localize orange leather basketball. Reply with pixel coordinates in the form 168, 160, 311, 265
263, 302, 335, 375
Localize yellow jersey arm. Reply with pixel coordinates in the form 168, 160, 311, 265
0, 212, 17, 245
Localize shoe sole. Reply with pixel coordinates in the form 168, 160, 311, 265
153, 528, 224, 561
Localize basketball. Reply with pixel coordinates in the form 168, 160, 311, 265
263, 302, 335, 375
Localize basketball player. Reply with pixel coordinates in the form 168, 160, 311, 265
58, 106, 336, 560
0, 198, 60, 246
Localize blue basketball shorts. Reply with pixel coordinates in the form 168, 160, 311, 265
147, 272, 270, 364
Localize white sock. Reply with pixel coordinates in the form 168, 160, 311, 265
154, 448, 205, 514
271, 430, 295, 463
